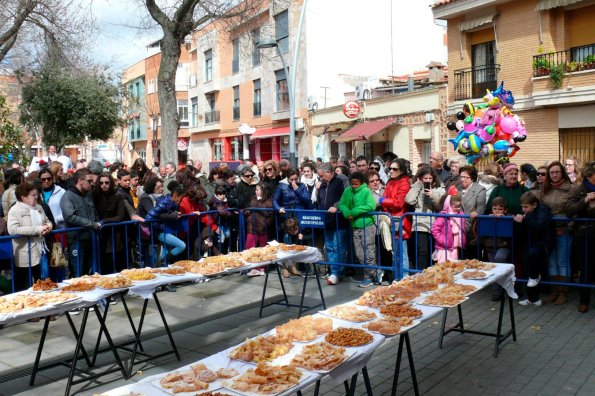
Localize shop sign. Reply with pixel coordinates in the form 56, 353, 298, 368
343, 101, 361, 119
177, 138, 189, 151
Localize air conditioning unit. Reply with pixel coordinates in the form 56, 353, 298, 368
355, 84, 372, 100
424, 112, 435, 123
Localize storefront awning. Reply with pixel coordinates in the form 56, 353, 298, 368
458, 13, 496, 32
250, 127, 290, 140
334, 118, 396, 143
536, 0, 584, 10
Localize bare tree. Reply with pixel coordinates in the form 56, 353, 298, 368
144, 0, 264, 165
0, 0, 95, 67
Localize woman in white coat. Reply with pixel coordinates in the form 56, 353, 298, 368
7, 183, 52, 291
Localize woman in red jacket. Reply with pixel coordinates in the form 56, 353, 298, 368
380, 158, 412, 272
179, 184, 220, 258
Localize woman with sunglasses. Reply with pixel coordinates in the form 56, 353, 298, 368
533, 166, 548, 193
380, 158, 413, 273
92, 172, 126, 273
262, 160, 282, 192
39, 168, 66, 229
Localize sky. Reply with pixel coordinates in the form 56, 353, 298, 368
91, 0, 446, 76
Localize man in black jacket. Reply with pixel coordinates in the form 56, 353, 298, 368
315, 163, 348, 285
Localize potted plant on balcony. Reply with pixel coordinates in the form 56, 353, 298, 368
584, 55, 595, 70
549, 64, 564, 89
533, 57, 550, 76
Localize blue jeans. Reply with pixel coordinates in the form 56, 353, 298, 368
326, 228, 347, 276
548, 233, 572, 278
395, 239, 409, 272
157, 232, 186, 259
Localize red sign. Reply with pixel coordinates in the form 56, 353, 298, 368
343, 101, 361, 119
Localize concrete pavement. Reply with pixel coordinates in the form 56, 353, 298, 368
1, 271, 595, 396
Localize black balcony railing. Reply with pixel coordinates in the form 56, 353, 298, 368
253, 101, 261, 117
453, 64, 500, 101
204, 110, 220, 125
532, 43, 595, 77
233, 106, 240, 120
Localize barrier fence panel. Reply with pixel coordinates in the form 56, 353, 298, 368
1, 209, 593, 295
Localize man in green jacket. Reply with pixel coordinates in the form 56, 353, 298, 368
338, 172, 378, 288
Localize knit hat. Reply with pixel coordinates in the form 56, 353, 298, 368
502, 163, 519, 175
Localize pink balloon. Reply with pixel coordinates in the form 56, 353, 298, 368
499, 115, 517, 135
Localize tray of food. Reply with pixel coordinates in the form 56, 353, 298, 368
96, 275, 132, 290
290, 342, 353, 373
229, 335, 294, 363
419, 293, 468, 308
278, 243, 308, 252
274, 316, 332, 342
460, 270, 491, 280
154, 362, 240, 395
461, 259, 496, 271
363, 317, 417, 336
320, 305, 377, 323
152, 266, 187, 276
379, 304, 423, 319
440, 283, 477, 296
223, 362, 306, 396
63, 273, 102, 285
325, 327, 374, 347
30, 278, 60, 293
120, 268, 157, 282
241, 246, 278, 264
60, 280, 96, 292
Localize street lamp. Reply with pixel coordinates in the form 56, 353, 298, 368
256, 38, 296, 168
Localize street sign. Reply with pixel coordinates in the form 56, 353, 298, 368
343, 101, 361, 119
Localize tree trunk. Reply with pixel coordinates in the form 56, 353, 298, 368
157, 31, 182, 166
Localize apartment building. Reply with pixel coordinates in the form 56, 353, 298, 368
432, 0, 595, 165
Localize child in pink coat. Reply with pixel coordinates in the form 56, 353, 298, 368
431, 194, 466, 262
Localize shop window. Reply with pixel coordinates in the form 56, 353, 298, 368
213, 139, 223, 161
275, 69, 289, 112
231, 136, 243, 161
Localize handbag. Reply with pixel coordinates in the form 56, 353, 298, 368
50, 242, 68, 267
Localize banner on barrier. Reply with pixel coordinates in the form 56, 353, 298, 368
297, 213, 325, 228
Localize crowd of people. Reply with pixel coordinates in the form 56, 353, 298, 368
1, 150, 594, 314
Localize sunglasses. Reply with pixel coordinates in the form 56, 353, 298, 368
390, 167, 400, 171
265, 168, 274, 172
537, 172, 546, 176
85, 179, 94, 183
244, 174, 253, 178
40, 177, 52, 181
370, 166, 380, 170
99, 181, 110, 185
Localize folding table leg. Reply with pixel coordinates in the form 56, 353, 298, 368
298, 267, 309, 318
93, 303, 127, 379
314, 269, 327, 310
404, 333, 420, 396
494, 293, 507, 358
438, 309, 447, 349
64, 307, 91, 396
391, 333, 405, 396
91, 303, 110, 366
509, 295, 517, 342
121, 293, 144, 352
347, 372, 359, 396
313, 380, 321, 396
362, 366, 374, 396
275, 264, 290, 304
259, 265, 271, 318
30, 315, 51, 386
127, 299, 149, 378
153, 293, 180, 361
64, 311, 92, 368
457, 305, 465, 331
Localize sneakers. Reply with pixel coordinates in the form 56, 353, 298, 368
519, 299, 543, 306
247, 269, 264, 277
327, 274, 339, 285
359, 278, 373, 288
374, 271, 384, 285
527, 276, 541, 288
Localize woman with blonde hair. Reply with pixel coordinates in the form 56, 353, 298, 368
262, 160, 282, 191
564, 156, 581, 184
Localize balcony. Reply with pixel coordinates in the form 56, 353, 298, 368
204, 110, 220, 125
532, 44, 595, 77
453, 64, 500, 101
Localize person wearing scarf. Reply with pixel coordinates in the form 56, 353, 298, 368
486, 163, 528, 215
540, 161, 580, 305
300, 162, 319, 203
7, 183, 52, 292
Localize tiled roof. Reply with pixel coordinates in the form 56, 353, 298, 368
432, 0, 458, 8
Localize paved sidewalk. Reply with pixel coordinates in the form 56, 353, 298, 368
1, 272, 595, 396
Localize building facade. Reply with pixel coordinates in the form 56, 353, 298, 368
433, 0, 595, 166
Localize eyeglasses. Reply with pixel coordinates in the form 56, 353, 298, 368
84, 179, 94, 184
99, 181, 110, 186
244, 174, 254, 178
265, 168, 274, 172
459, 175, 470, 180
40, 177, 52, 181
369, 166, 380, 170
537, 172, 546, 176
389, 167, 400, 171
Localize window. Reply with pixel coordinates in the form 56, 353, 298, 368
138, 149, 146, 161
232, 39, 239, 74
253, 79, 261, 117
204, 49, 213, 81
252, 28, 261, 67
471, 40, 497, 97
147, 80, 155, 94
275, 10, 289, 54
233, 85, 240, 120
231, 137, 243, 161
275, 69, 290, 112
213, 139, 223, 160
177, 99, 189, 126
205, 93, 219, 124
135, 82, 140, 98
191, 97, 198, 127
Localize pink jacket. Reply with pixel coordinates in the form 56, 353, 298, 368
431, 196, 466, 251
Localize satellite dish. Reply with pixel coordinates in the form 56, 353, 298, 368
239, 123, 256, 135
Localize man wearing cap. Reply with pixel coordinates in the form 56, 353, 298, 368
486, 163, 528, 215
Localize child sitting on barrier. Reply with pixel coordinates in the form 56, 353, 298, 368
431, 194, 466, 262
338, 172, 378, 288
244, 183, 274, 277
514, 192, 553, 306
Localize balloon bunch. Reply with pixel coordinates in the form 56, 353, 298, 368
447, 82, 527, 164
0, 152, 14, 164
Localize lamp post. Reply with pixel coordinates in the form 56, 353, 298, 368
256, 38, 295, 167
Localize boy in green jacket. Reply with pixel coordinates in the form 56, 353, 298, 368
338, 172, 378, 288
